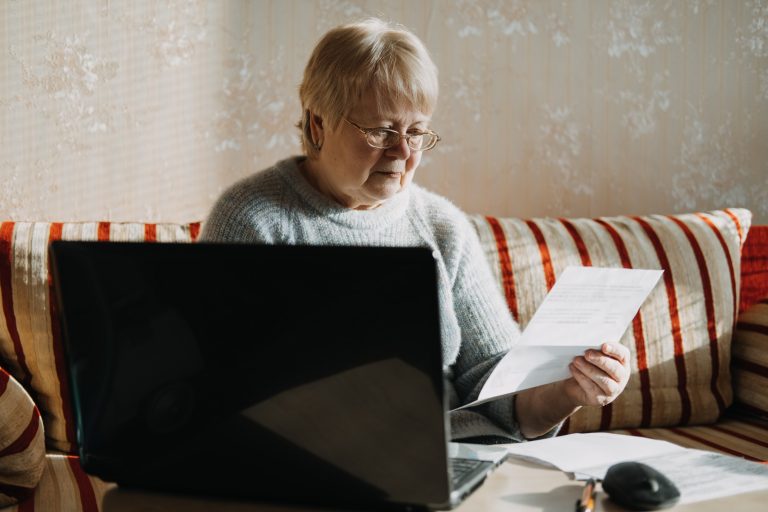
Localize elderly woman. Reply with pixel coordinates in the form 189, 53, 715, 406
202, 18, 630, 443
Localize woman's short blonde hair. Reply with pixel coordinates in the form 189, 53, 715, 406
298, 18, 439, 158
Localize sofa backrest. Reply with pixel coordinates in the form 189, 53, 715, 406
0, 211, 761, 451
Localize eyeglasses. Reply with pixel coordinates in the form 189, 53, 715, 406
344, 118, 441, 151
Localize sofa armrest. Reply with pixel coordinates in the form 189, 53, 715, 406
732, 298, 768, 418
0, 366, 46, 507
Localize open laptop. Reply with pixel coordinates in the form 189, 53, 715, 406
50, 241, 508, 510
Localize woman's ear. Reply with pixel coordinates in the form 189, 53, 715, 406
308, 111, 324, 150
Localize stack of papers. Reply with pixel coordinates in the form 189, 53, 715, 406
504, 433, 768, 504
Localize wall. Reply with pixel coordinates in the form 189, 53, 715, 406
1, 0, 766, 224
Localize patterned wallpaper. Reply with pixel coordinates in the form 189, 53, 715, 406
0, 0, 766, 223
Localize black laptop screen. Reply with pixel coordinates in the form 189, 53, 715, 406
51, 241, 451, 509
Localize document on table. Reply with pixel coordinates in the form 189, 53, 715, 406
454, 266, 663, 410
503, 432, 686, 474
503, 432, 768, 504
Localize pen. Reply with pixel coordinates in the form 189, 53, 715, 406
576, 478, 596, 512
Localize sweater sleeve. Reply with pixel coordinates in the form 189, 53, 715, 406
449, 215, 561, 442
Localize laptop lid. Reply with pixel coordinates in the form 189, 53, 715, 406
51, 241, 458, 509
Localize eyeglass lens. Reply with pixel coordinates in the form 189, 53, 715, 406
367, 129, 437, 150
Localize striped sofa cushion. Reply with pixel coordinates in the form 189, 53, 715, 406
732, 299, 768, 418
0, 367, 46, 508
470, 208, 752, 433
2, 454, 114, 512
0, 221, 201, 454
612, 411, 768, 463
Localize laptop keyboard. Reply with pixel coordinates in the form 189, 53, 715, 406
450, 457, 486, 488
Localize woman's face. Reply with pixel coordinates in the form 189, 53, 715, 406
305, 90, 431, 210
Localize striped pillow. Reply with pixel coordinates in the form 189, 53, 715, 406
4, 454, 113, 512
470, 208, 751, 433
0, 221, 201, 453
0, 366, 46, 507
732, 299, 768, 418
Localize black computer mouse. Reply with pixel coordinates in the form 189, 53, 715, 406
602, 461, 680, 511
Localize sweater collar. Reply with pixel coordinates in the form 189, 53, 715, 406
277, 156, 411, 230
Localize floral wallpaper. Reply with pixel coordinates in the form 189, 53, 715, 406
0, 0, 766, 223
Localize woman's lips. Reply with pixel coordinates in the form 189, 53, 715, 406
376, 170, 404, 177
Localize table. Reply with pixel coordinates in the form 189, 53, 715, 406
100, 459, 768, 511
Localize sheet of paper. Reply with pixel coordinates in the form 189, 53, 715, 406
503, 432, 685, 473
503, 433, 768, 504
517, 266, 664, 347
455, 267, 663, 409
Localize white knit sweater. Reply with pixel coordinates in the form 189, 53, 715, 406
202, 156, 557, 442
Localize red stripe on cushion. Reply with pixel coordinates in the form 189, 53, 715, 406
634, 217, 692, 425
595, 219, 651, 428
723, 208, 744, 246
558, 218, 592, 266
0, 408, 40, 457
594, 220, 632, 266
668, 427, 763, 462
737, 321, 768, 336
525, 220, 556, 290
67, 456, 99, 512
0, 222, 32, 388
0, 367, 8, 396
48, 223, 77, 451
710, 424, 768, 449
190, 222, 202, 241
733, 357, 768, 378
696, 213, 738, 325
599, 396, 613, 431
97, 222, 110, 241
668, 216, 726, 414
597, 359, 613, 429
626, 429, 645, 437
144, 224, 157, 242
485, 217, 519, 321
0, 482, 35, 501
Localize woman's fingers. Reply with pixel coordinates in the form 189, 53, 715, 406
569, 342, 631, 407
584, 349, 626, 383
572, 356, 621, 397
566, 342, 632, 407
601, 342, 630, 365
569, 362, 613, 406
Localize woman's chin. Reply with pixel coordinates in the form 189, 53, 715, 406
370, 183, 406, 201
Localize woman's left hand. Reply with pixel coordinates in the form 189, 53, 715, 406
564, 342, 631, 407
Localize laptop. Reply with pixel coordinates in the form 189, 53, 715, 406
50, 241, 508, 510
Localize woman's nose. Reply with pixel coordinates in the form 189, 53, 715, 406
386, 136, 412, 159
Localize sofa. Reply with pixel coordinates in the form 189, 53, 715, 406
0, 209, 766, 511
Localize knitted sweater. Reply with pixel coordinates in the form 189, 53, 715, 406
202, 156, 550, 442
